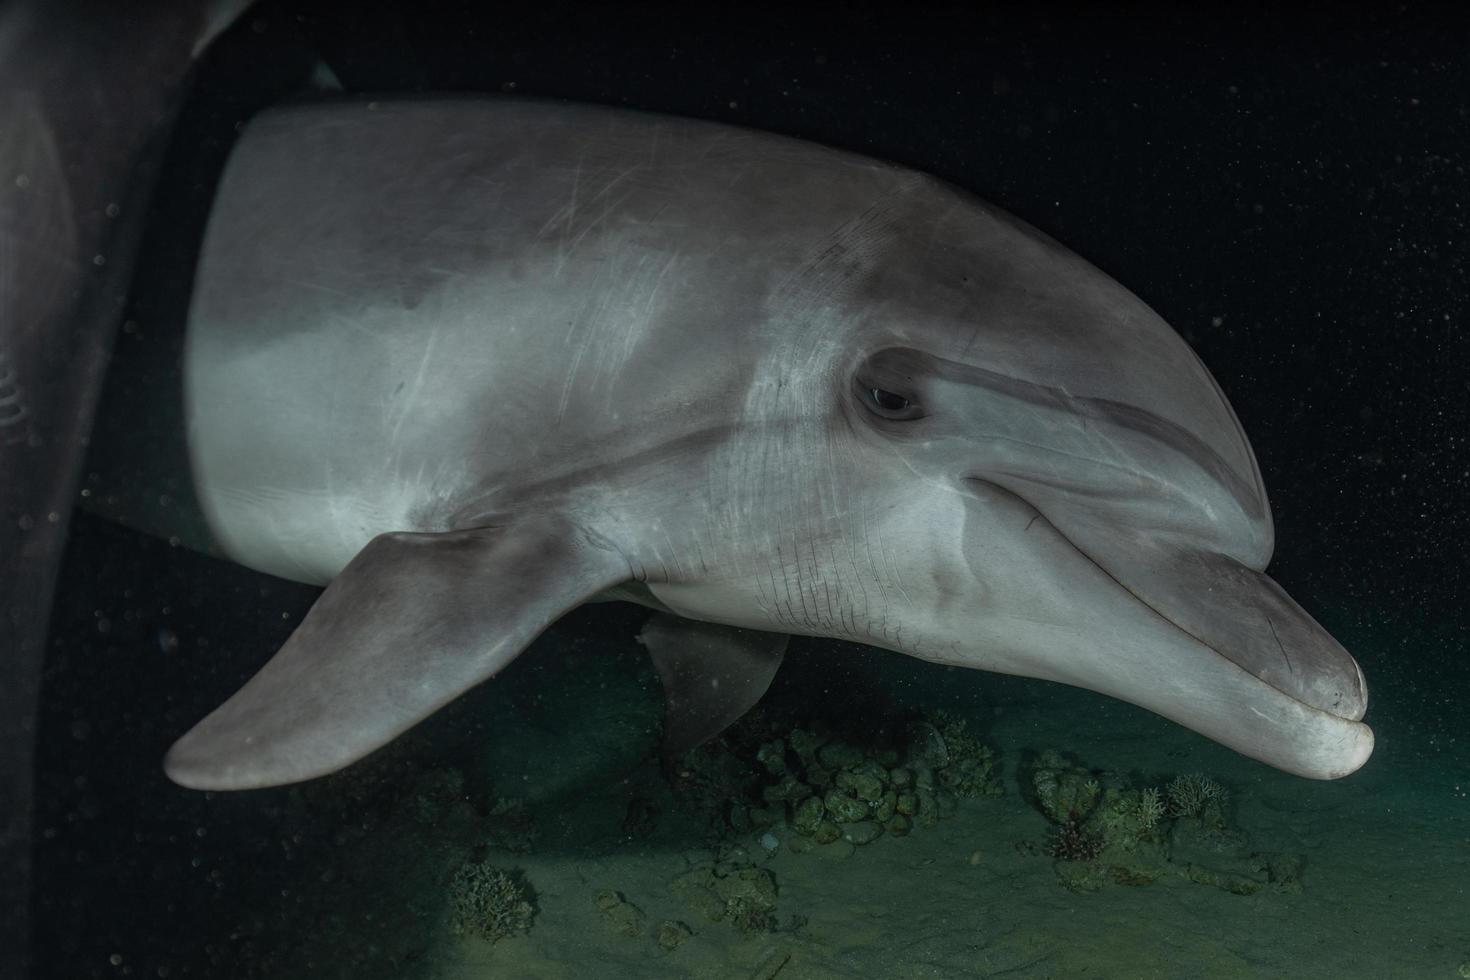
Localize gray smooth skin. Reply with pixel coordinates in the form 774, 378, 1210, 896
149, 98, 1371, 790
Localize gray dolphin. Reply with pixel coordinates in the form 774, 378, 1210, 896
0, 2, 253, 973
89, 98, 1371, 790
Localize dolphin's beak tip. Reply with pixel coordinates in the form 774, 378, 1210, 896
1308, 718, 1374, 780
1342, 720, 1375, 777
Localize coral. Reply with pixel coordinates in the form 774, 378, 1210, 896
716, 867, 779, 934
725, 902, 777, 935
927, 711, 1005, 799
670, 868, 727, 923
1092, 785, 1166, 849
1093, 781, 1170, 852
1048, 817, 1104, 861
449, 861, 535, 942
1029, 751, 1102, 827
1033, 760, 1175, 855
1165, 773, 1228, 822
1133, 787, 1165, 830
670, 862, 779, 934
791, 795, 825, 836
1084, 786, 1172, 887
1024, 752, 1296, 896
675, 706, 999, 851
708, 708, 999, 846
1027, 757, 1135, 866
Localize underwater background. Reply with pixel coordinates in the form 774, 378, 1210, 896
33, 2, 1468, 978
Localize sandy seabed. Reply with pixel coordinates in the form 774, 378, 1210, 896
215, 640, 1468, 980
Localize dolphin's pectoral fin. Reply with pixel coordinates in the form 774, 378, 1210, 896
637, 613, 789, 757
164, 520, 630, 791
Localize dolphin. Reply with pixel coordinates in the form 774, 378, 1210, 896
0, 2, 253, 973
83, 97, 1371, 792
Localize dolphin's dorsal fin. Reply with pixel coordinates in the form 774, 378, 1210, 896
164, 520, 630, 790
637, 613, 788, 756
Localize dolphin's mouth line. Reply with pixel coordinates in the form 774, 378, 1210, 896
1070, 536, 1365, 723
1101, 556, 1318, 706
963, 477, 1360, 724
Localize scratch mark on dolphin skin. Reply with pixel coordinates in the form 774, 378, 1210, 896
638, 250, 679, 338
661, 527, 687, 582
388, 322, 440, 448
557, 290, 611, 425
1265, 615, 1294, 676
566, 157, 581, 233
543, 163, 644, 279
607, 250, 679, 411
566, 181, 638, 258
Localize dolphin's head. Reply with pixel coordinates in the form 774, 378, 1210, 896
821, 181, 1372, 779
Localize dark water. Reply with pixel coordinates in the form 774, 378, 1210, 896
33, 3, 1468, 978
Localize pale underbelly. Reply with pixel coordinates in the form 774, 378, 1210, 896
198, 481, 403, 586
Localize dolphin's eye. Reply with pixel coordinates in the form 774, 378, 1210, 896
858, 382, 924, 421
870, 388, 910, 412
854, 348, 928, 422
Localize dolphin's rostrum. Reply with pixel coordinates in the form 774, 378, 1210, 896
104, 98, 1369, 789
